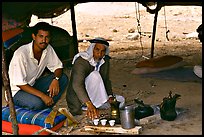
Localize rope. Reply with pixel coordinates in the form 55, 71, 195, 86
135, 2, 141, 35
135, 2, 144, 58
163, 6, 170, 41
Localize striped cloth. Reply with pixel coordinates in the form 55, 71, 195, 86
2, 106, 66, 129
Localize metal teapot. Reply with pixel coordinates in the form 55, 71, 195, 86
134, 98, 154, 120
160, 91, 181, 121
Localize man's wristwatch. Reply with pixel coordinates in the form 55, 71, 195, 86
54, 77, 60, 81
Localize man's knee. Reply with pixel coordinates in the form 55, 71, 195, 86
60, 73, 69, 86
14, 99, 46, 110
61, 73, 68, 80
28, 101, 46, 110
66, 93, 82, 116
67, 99, 82, 115
68, 106, 82, 116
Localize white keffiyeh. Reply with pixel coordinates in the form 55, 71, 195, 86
72, 43, 110, 71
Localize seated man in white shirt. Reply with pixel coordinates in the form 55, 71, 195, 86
8, 22, 68, 110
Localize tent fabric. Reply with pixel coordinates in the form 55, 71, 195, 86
2, 16, 28, 32
2, 2, 201, 32
2, 2, 78, 32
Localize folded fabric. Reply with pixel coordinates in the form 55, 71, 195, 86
115, 94, 125, 108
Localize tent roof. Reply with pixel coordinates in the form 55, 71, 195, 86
2, 2, 79, 31
2, 2, 201, 32
2, 2, 78, 18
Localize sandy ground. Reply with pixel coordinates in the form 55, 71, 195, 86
2, 2, 202, 135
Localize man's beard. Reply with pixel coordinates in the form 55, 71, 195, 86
95, 58, 102, 62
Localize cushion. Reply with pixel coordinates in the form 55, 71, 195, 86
2, 120, 65, 135
132, 55, 187, 74
135, 55, 183, 68
2, 106, 67, 135
2, 28, 24, 48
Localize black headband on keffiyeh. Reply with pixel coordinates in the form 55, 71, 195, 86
88, 37, 109, 47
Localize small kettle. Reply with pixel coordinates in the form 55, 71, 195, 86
134, 98, 154, 120
160, 91, 181, 121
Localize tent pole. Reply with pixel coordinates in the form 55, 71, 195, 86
150, 7, 159, 58
2, 42, 19, 135
70, 2, 79, 55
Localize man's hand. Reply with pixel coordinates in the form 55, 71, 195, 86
108, 96, 115, 104
85, 101, 99, 120
41, 94, 54, 106
48, 79, 60, 98
17, 84, 55, 106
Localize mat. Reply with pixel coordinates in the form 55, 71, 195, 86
140, 66, 202, 83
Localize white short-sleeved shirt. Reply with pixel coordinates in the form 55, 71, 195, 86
8, 41, 63, 97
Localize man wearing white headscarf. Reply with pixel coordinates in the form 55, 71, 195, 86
66, 37, 114, 119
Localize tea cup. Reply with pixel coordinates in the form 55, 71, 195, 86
93, 119, 99, 125
100, 119, 107, 126
109, 120, 115, 126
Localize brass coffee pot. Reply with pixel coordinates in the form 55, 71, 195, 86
110, 97, 120, 124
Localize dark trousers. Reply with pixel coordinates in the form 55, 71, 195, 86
66, 87, 83, 116
13, 73, 68, 110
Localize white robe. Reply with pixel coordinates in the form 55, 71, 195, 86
85, 71, 109, 108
